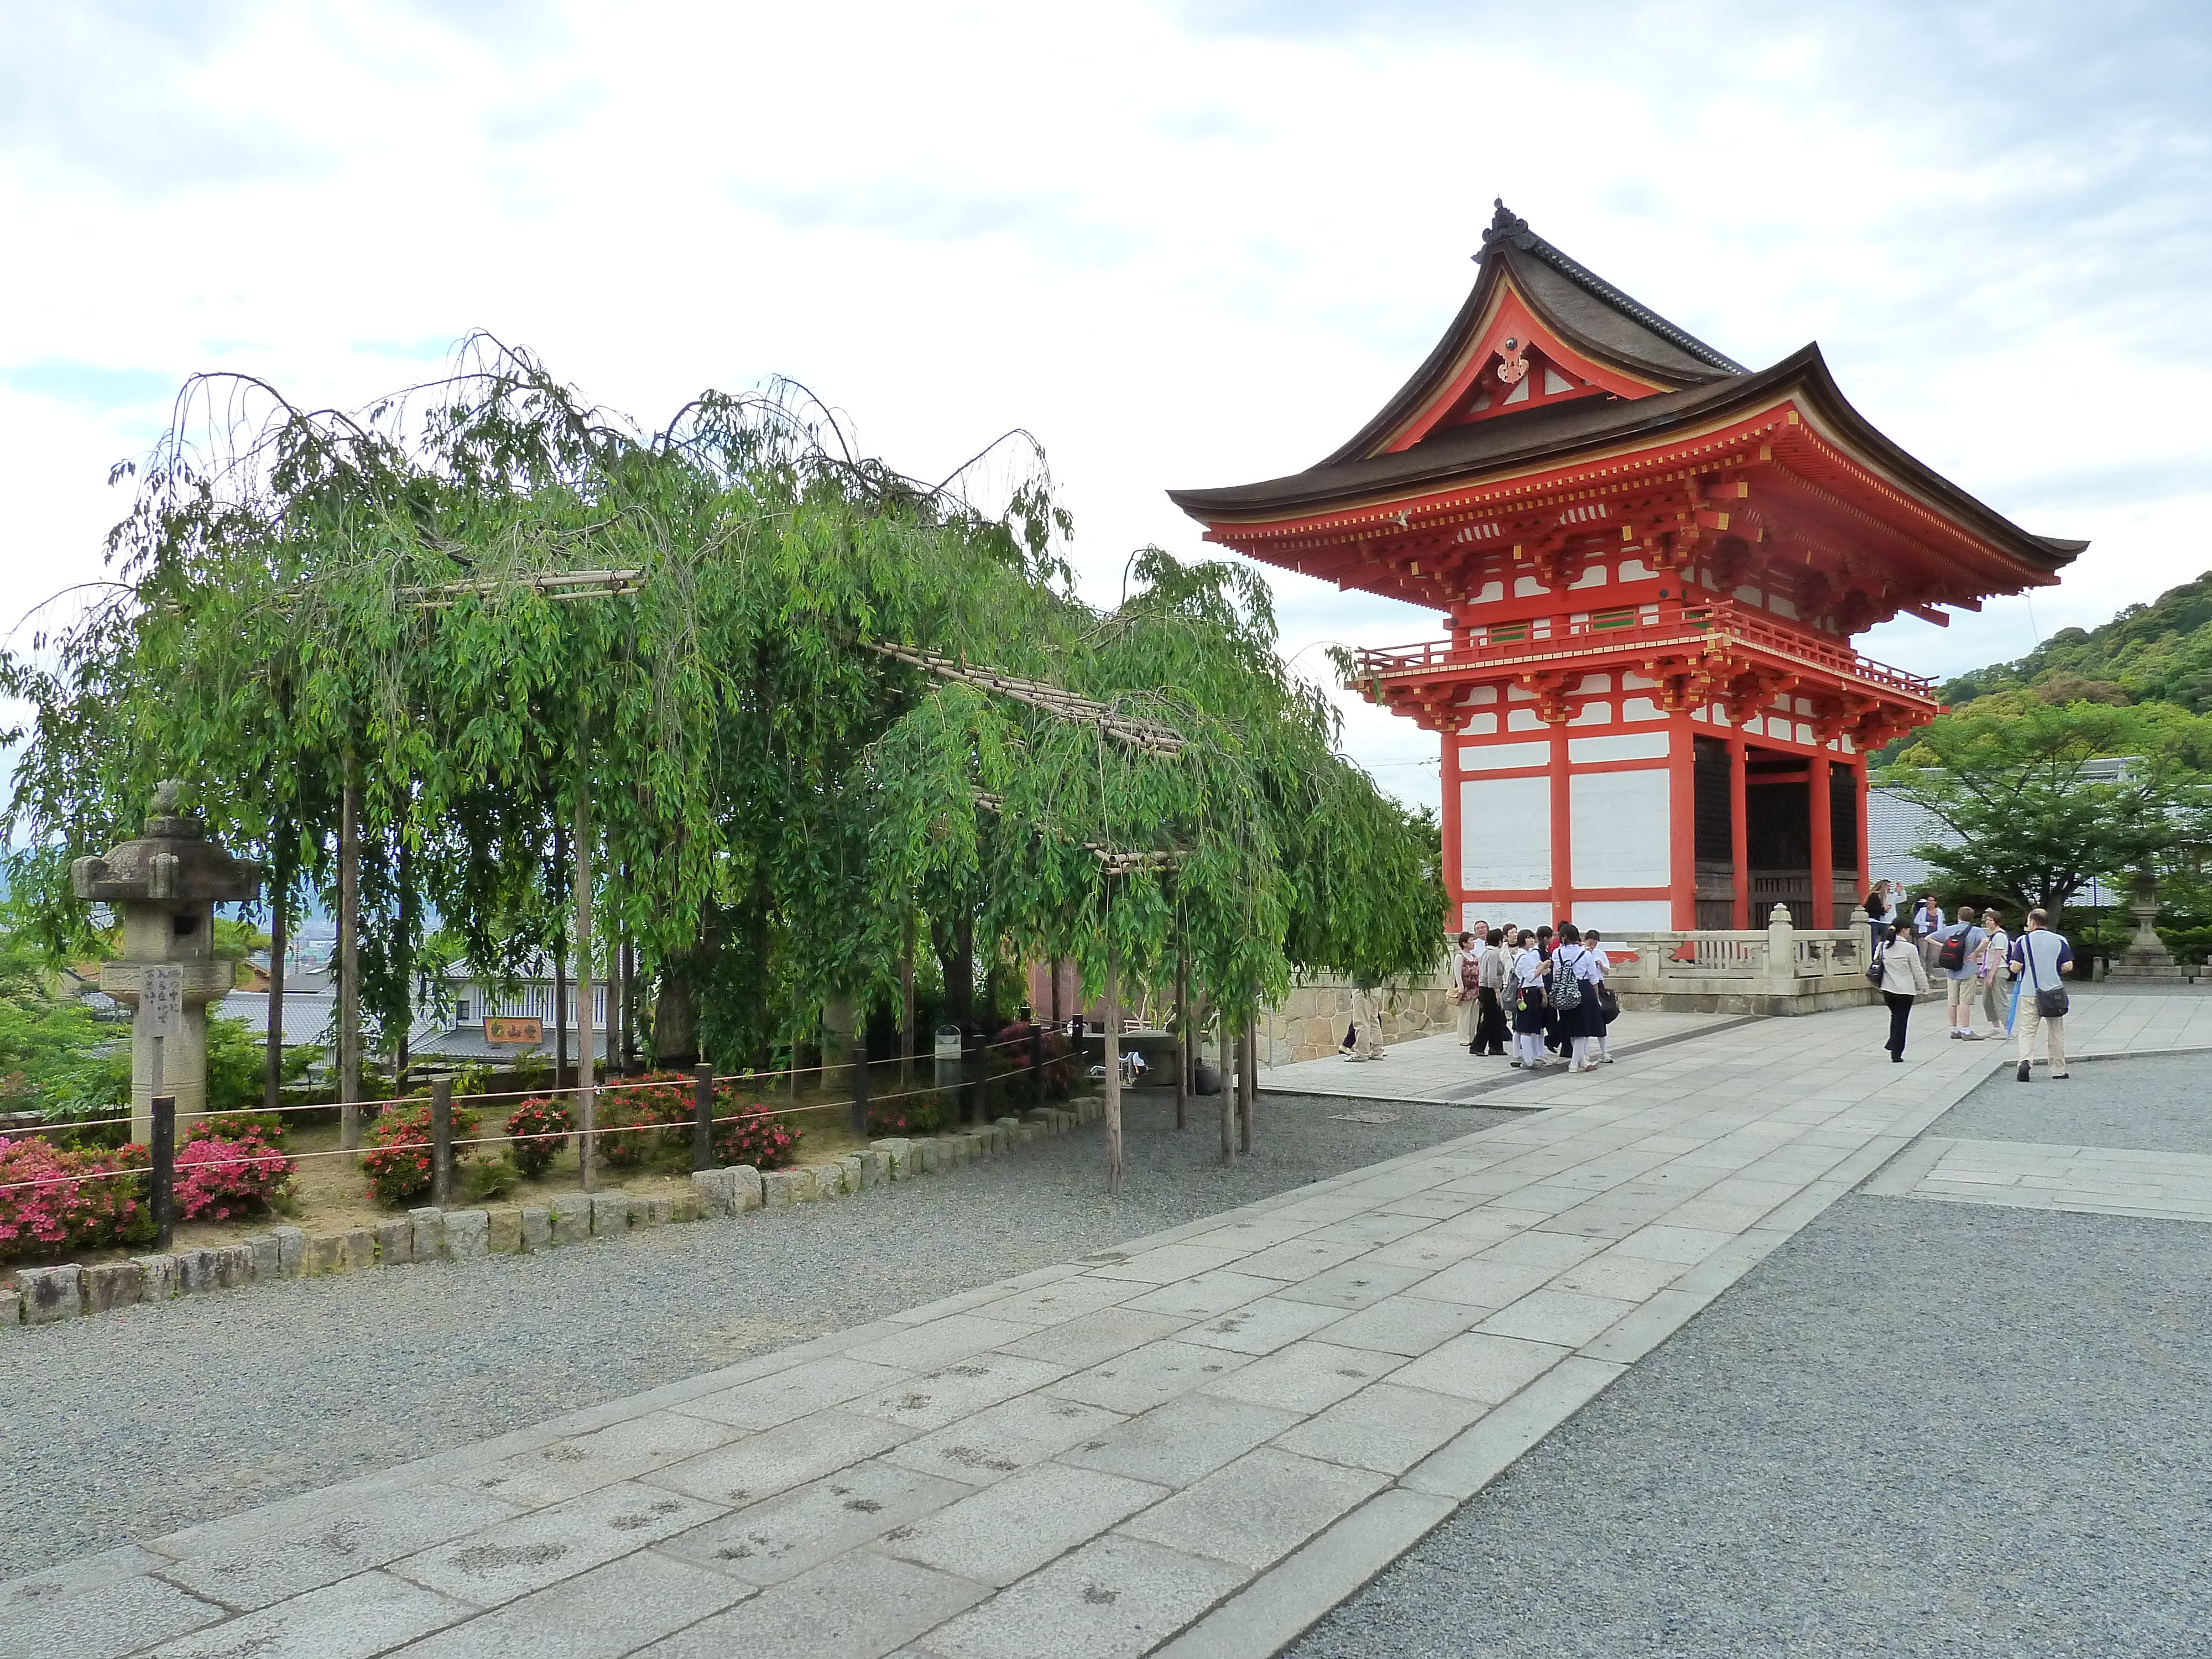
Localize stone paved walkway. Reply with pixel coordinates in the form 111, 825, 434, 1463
1867, 1135, 2212, 1222
10, 990, 2212, 1659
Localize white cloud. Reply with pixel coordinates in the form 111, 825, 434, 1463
2, 0, 2208, 821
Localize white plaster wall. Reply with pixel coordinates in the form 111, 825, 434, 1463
1569, 731, 1670, 763
1569, 768, 1671, 888
1574, 900, 1676, 932
1463, 774, 1551, 891
1459, 739, 1550, 773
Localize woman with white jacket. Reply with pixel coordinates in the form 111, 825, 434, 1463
1877, 924, 1932, 1062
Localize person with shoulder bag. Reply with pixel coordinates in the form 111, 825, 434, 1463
1509, 930, 1550, 1068
1550, 924, 1606, 1072
2008, 908, 2073, 1081
1876, 924, 1931, 1062
1452, 931, 1484, 1055
1475, 928, 1510, 1057
1584, 928, 1620, 1064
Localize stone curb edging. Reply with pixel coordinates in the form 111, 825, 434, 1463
1, 1100, 1102, 1331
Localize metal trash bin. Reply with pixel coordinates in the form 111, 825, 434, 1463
933, 1025, 963, 1091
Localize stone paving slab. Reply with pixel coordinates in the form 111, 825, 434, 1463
11, 990, 2212, 1658
1869, 1134, 2212, 1222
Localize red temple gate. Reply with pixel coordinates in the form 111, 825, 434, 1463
1171, 202, 2084, 936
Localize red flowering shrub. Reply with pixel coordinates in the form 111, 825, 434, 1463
867, 1087, 948, 1138
190, 1111, 289, 1147
361, 1102, 480, 1208
174, 1128, 294, 1222
597, 1072, 692, 1168
710, 1093, 801, 1170
505, 1095, 571, 1178
0, 1135, 150, 1259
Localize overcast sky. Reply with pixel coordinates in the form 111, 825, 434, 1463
3, 0, 2208, 814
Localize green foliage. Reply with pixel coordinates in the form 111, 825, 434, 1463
1940, 572, 2212, 713
1884, 693, 2212, 914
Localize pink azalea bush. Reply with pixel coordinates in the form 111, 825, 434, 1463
174, 1125, 295, 1222
711, 1093, 802, 1171
0, 1134, 149, 1258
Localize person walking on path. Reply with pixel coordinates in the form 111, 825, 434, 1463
1975, 908, 2012, 1039
1912, 894, 1945, 976
1453, 931, 1484, 1055
1550, 924, 1607, 1072
1343, 983, 1388, 1062
1933, 908, 1986, 1039
1877, 924, 1931, 1062
1474, 928, 1511, 1057
1509, 930, 1551, 1068
1864, 881, 1897, 958
1584, 928, 1619, 1064
2010, 908, 2074, 1082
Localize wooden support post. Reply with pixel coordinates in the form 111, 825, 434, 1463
692, 1062, 714, 1171
852, 1024, 872, 1138
1809, 751, 1835, 930
1103, 946, 1124, 1193
901, 911, 917, 1086
338, 766, 361, 1154
430, 1077, 453, 1209
1729, 732, 1751, 931
1029, 1019, 1045, 1114
150, 1094, 176, 1252
1218, 1008, 1235, 1166
1239, 1018, 1257, 1154
1172, 941, 1189, 1133
264, 828, 289, 1114
575, 768, 597, 1195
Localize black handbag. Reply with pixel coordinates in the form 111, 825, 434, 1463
1597, 984, 1620, 1022
2023, 938, 2070, 1019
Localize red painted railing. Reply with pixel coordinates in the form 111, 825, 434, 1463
1348, 601, 1934, 699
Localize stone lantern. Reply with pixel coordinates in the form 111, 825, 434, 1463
72, 781, 262, 1144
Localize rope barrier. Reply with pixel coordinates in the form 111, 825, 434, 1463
0, 1031, 1061, 1136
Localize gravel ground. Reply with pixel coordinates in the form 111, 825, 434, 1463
1932, 1047, 2212, 1157
0, 1087, 1512, 1582
1291, 1192, 2212, 1658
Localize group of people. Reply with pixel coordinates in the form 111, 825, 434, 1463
1446, 920, 1619, 1074
1867, 882, 2074, 1079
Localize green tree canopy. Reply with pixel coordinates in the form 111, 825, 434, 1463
1886, 692, 2212, 914
3, 341, 1443, 1182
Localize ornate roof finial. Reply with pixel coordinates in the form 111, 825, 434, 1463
1481, 197, 1529, 248
151, 779, 184, 816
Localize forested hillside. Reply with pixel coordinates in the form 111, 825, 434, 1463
1940, 572, 2212, 711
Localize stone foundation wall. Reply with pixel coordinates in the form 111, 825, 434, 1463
1258, 963, 1457, 1066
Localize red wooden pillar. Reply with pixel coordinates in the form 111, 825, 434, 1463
1808, 748, 1835, 930
1549, 726, 1573, 923
1438, 725, 1462, 931
1668, 714, 1696, 930
1729, 731, 1751, 931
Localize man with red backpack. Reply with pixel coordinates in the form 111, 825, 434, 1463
1932, 906, 1986, 1040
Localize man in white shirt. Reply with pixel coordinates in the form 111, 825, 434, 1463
2008, 909, 2073, 1081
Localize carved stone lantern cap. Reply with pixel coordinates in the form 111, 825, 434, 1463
70, 778, 262, 905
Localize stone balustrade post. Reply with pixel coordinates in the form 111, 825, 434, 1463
1766, 902, 1798, 998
